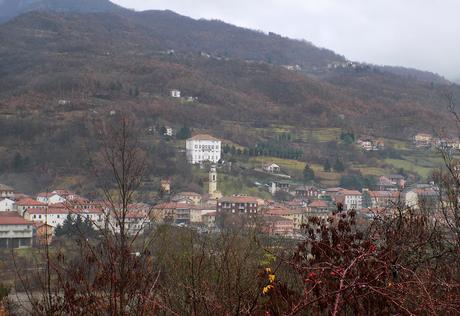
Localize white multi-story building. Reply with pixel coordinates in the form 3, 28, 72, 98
24, 207, 69, 228
336, 190, 363, 211
186, 134, 221, 164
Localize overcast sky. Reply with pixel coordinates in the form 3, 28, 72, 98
113, 0, 460, 80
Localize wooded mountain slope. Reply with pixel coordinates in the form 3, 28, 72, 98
0, 7, 459, 193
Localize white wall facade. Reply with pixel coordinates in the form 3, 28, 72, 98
186, 138, 221, 164
26, 211, 69, 228
344, 194, 363, 210
0, 224, 33, 248
0, 199, 15, 212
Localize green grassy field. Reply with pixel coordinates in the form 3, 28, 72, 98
383, 158, 434, 178
250, 156, 306, 171
217, 173, 271, 199
298, 128, 342, 143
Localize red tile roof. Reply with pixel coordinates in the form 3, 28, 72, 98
265, 208, 292, 216
188, 134, 220, 141
16, 198, 46, 207
219, 196, 259, 204
0, 212, 31, 225
369, 191, 401, 198
26, 208, 69, 215
338, 190, 362, 196
308, 200, 329, 208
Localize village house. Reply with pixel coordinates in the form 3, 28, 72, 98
172, 192, 202, 205
413, 133, 433, 148
357, 139, 373, 151
323, 187, 345, 197
189, 205, 203, 223
24, 206, 69, 228
164, 126, 174, 137
404, 186, 439, 211
15, 197, 47, 216
357, 138, 385, 151
263, 163, 281, 174
0, 198, 15, 212
36, 190, 79, 204
202, 212, 217, 230
186, 134, 222, 164
377, 176, 400, 191
264, 207, 304, 232
286, 198, 309, 209
170, 89, 181, 98
152, 202, 192, 225
261, 216, 294, 236
335, 190, 363, 211
307, 200, 331, 218
103, 203, 152, 235
294, 185, 320, 198
217, 196, 260, 214
363, 190, 402, 209
160, 179, 171, 194
0, 212, 33, 248
0, 184, 15, 199
71, 207, 105, 229
34, 223, 54, 246
269, 180, 291, 195
122, 211, 151, 235
189, 203, 216, 223
387, 174, 406, 189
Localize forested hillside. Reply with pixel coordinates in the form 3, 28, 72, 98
0, 5, 459, 193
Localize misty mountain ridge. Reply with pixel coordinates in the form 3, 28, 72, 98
0, 0, 126, 21
0, 0, 450, 84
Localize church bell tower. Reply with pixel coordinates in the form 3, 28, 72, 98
208, 165, 222, 199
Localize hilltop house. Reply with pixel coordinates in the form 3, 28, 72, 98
164, 126, 174, 137
413, 133, 433, 147
186, 134, 221, 164
357, 138, 384, 151
263, 163, 281, 173
170, 89, 181, 98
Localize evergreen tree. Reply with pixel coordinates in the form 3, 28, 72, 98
176, 127, 191, 140
323, 159, 332, 172
334, 158, 345, 172
303, 164, 315, 182
55, 214, 74, 237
